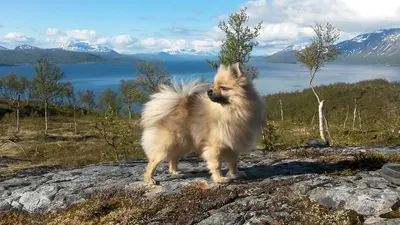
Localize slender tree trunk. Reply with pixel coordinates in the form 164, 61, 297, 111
343, 105, 349, 129
113, 146, 120, 161
44, 101, 48, 135
352, 99, 357, 130
358, 109, 362, 129
279, 99, 284, 121
73, 102, 77, 134
309, 75, 327, 142
311, 109, 316, 126
128, 110, 132, 120
318, 100, 326, 142
16, 94, 20, 133
260, 125, 266, 152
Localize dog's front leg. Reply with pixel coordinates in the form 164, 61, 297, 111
202, 147, 230, 183
224, 150, 247, 179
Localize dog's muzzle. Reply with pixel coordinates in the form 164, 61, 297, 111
207, 89, 228, 104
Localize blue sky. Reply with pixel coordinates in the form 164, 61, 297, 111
1, 0, 399, 54
0, 0, 242, 38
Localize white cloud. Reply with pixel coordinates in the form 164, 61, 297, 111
65, 29, 97, 41
3, 32, 36, 44
140, 38, 188, 50
239, 0, 400, 38
40, 28, 137, 52
3, 0, 400, 54
45, 28, 66, 36
95, 35, 137, 53
205, 26, 225, 41
191, 39, 222, 52
203, 0, 400, 55
44, 28, 97, 42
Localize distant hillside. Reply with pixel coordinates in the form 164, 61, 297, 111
0, 44, 136, 65
0, 43, 217, 65
265, 78, 400, 131
265, 28, 400, 66
130, 50, 218, 61
263, 45, 302, 64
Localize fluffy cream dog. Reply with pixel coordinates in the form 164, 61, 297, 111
140, 62, 265, 184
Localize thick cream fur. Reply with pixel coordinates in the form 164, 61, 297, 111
140, 63, 266, 184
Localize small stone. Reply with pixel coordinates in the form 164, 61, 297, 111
11, 200, 23, 210
0, 201, 11, 211
197, 212, 242, 225
307, 139, 329, 148
392, 199, 400, 211
380, 210, 400, 219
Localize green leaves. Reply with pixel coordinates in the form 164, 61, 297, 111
78, 90, 96, 110
98, 88, 118, 112
207, 7, 262, 80
31, 58, 66, 103
294, 22, 341, 77
134, 60, 172, 95
218, 7, 262, 66
0, 73, 26, 101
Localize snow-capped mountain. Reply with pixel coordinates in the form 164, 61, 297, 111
336, 28, 400, 56
282, 45, 305, 52
161, 48, 217, 56
265, 28, 400, 65
264, 44, 305, 63
14, 44, 40, 50
0, 46, 8, 50
60, 41, 118, 54
131, 48, 218, 61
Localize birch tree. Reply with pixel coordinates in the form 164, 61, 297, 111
206, 7, 262, 80
62, 82, 77, 133
134, 60, 172, 95
31, 58, 66, 135
294, 22, 340, 144
98, 88, 118, 114
78, 90, 96, 112
0, 73, 25, 101
119, 79, 145, 119
0, 73, 26, 133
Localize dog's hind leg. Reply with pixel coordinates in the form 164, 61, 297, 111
144, 154, 164, 185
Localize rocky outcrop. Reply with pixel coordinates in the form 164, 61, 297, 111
1, 146, 400, 224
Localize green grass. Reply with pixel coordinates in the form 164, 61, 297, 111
0, 113, 144, 177
1, 78, 400, 176
262, 78, 400, 147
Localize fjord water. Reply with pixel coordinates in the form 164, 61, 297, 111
1, 60, 400, 97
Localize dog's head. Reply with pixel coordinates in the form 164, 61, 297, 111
207, 62, 250, 105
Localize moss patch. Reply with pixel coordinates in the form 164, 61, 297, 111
0, 178, 365, 225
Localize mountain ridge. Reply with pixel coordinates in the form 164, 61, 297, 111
265, 28, 400, 66
1, 28, 400, 66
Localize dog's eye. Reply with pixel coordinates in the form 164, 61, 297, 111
220, 86, 230, 91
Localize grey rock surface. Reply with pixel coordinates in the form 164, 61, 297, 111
1, 145, 400, 224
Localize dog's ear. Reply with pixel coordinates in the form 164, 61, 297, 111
230, 62, 243, 78
217, 63, 228, 73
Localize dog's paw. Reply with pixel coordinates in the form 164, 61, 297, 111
212, 176, 231, 184
227, 170, 247, 179
169, 170, 182, 175
144, 176, 158, 185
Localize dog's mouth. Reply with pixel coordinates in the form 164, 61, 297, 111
207, 91, 229, 104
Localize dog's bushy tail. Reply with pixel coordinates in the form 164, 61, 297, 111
140, 79, 211, 128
